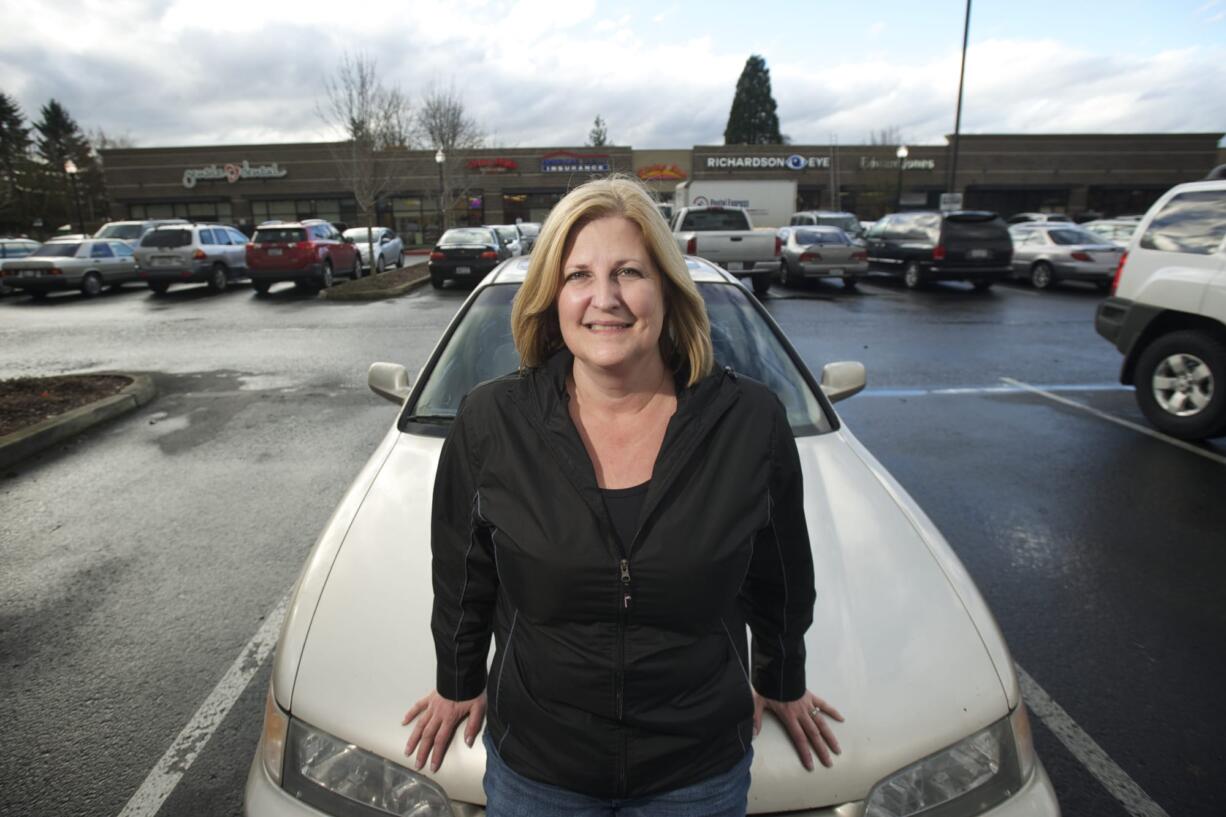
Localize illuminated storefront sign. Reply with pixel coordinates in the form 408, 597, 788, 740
467, 158, 519, 174
637, 163, 688, 181
541, 151, 611, 173
705, 154, 830, 170
182, 160, 288, 189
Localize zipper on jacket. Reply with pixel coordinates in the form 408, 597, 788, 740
616, 555, 630, 796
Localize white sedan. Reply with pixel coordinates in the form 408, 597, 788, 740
343, 227, 405, 274
244, 256, 1060, 817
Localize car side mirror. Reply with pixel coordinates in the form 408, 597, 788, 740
368, 362, 411, 404
820, 361, 866, 403
380, 234, 390, 243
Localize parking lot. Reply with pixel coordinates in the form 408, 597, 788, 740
1, 274, 1222, 817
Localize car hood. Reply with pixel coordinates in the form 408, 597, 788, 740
285, 424, 1015, 812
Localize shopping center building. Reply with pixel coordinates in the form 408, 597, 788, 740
100, 132, 1224, 243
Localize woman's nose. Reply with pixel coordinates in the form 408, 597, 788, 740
590, 272, 620, 308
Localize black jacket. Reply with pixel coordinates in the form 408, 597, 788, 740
430, 349, 815, 798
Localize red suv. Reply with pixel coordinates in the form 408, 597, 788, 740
245, 219, 360, 295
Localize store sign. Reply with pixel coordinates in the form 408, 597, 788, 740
859, 156, 936, 171
467, 158, 519, 174
637, 163, 688, 181
182, 160, 287, 189
705, 154, 830, 170
541, 151, 611, 173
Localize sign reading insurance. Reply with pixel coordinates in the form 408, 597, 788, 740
541, 151, 611, 173
182, 161, 288, 189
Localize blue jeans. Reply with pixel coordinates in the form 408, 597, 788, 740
482, 731, 752, 817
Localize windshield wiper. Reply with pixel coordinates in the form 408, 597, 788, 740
403, 413, 455, 424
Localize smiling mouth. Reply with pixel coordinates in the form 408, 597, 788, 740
585, 322, 633, 331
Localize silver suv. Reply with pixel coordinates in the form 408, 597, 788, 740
134, 223, 251, 294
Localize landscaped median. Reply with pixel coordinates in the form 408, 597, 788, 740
319, 257, 430, 301
0, 373, 157, 470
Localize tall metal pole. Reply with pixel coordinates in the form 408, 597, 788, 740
947, 0, 972, 195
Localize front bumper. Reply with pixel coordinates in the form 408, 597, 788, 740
429, 260, 499, 280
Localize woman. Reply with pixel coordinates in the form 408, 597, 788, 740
404, 177, 842, 816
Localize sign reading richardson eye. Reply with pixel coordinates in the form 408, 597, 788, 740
181, 160, 288, 189
540, 151, 611, 173
706, 154, 831, 170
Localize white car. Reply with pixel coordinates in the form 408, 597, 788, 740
489, 225, 523, 257
245, 256, 1060, 817
343, 227, 405, 274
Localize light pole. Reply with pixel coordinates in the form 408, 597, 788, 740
895, 145, 909, 212
64, 159, 85, 236
434, 149, 446, 233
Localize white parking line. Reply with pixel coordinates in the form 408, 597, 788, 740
1001, 377, 1226, 467
1018, 667, 1170, 817
116, 595, 288, 817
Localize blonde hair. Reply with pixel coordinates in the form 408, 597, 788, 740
510, 175, 713, 386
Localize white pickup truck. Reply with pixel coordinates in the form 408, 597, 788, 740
672, 206, 780, 296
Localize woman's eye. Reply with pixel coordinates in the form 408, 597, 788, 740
617, 267, 644, 278
564, 270, 589, 282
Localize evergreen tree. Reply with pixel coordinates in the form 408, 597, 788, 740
723, 55, 783, 145
0, 92, 32, 225
33, 99, 98, 229
587, 115, 608, 147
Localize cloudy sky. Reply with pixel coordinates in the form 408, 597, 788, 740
2, 0, 1224, 150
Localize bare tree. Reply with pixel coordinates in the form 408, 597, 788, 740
317, 52, 413, 271
587, 115, 608, 147
416, 84, 484, 231
867, 126, 903, 146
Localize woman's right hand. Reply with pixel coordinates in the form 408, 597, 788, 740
402, 689, 487, 773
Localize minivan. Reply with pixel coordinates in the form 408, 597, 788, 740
865, 211, 1013, 290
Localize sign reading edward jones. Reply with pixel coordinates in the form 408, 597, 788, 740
182, 160, 288, 189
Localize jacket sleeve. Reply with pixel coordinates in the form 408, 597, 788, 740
430, 398, 498, 701
741, 396, 816, 702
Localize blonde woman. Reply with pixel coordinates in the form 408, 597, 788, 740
404, 176, 841, 816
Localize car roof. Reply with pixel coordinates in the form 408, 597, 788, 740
486, 255, 738, 287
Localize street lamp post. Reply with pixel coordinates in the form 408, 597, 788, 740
64, 159, 85, 236
434, 149, 446, 233
895, 146, 909, 212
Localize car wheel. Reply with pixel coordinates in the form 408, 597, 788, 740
252, 281, 271, 296
779, 258, 793, 287
207, 263, 228, 293
148, 282, 170, 295
903, 262, 923, 289
752, 274, 770, 297
1134, 330, 1226, 440
396, 249, 404, 268
376, 255, 385, 275
972, 280, 994, 292
81, 272, 103, 298
1030, 262, 1054, 290
430, 272, 445, 289
320, 262, 334, 289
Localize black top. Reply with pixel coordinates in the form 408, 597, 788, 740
600, 480, 651, 551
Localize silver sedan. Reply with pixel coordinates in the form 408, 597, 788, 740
778, 226, 868, 289
0, 238, 139, 298
343, 227, 405, 274
1009, 224, 1123, 290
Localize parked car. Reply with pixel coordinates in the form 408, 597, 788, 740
1, 238, 41, 296
672, 205, 780, 296
1081, 219, 1141, 246
245, 219, 360, 295
1008, 223, 1123, 290
513, 222, 540, 254
779, 226, 868, 289
427, 227, 511, 289
343, 226, 404, 274
1095, 178, 1226, 440
489, 225, 523, 256
133, 223, 250, 294
865, 211, 1013, 290
243, 254, 1060, 817
93, 218, 189, 247
0, 238, 138, 298
789, 210, 866, 241
1005, 213, 1072, 225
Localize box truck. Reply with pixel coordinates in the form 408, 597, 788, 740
673, 179, 799, 229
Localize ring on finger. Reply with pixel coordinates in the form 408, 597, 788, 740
809, 706, 821, 719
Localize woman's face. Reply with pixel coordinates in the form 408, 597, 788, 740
556, 216, 667, 377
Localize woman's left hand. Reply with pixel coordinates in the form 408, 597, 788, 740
754, 690, 844, 771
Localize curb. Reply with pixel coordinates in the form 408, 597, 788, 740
0, 373, 157, 470
320, 263, 431, 302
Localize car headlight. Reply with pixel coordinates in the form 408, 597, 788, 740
865, 705, 1036, 817
282, 717, 455, 817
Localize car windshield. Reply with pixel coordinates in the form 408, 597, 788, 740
796, 228, 849, 246
140, 229, 192, 248
95, 223, 145, 240
406, 281, 831, 436
254, 228, 307, 243
495, 227, 517, 241
30, 243, 81, 257
441, 228, 494, 246
1049, 228, 1106, 246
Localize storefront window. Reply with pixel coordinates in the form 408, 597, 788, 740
502, 190, 564, 224
128, 201, 232, 222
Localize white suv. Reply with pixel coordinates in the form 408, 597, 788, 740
1095, 178, 1226, 440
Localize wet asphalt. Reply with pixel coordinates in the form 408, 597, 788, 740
0, 272, 1222, 817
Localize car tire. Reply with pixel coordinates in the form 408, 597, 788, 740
1030, 262, 1054, 290
1133, 330, 1226, 440
903, 262, 923, 289
430, 272, 445, 289
252, 281, 271, 296
81, 272, 103, 298
752, 274, 770, 297
779, 258, 794, 287
376, 255, 385, 275
320, 261, 334, 289
149, 282, 170, 295
396, 250, 404, 268
207, 263, 228, 293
